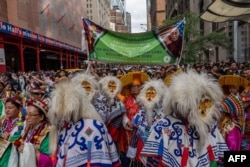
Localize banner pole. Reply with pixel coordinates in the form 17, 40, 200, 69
177, 18, 186, 66
81, 27, 91, 74
85, 37, 91, 74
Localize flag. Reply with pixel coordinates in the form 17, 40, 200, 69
82, 18, 185, 65
157, 19, 185, 60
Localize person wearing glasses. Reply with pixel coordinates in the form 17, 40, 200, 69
11, 99, 52, 167
0, 96, 23, 167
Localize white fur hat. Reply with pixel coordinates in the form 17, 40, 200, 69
71, 73, 99, 101
48, 80, 102, 154
48, 80, 102, 124
166, 70, 223, 123
99, 75, 122, 99
165, 70, 223, 150
138, 79, 167, 109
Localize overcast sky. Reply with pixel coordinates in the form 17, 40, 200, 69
126, 0, 147, 33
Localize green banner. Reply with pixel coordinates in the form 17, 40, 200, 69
82, 18, 185, 65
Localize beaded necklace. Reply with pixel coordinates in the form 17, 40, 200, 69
13, 120, 46, 147
26, 124, 41, 142
6, 117, 18, 133
25, 121, 46, 144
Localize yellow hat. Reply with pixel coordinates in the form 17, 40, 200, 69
218, 75, 249, 95
120, 71, 149, 88
120, 71, 150, 97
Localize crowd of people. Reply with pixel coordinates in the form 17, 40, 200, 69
0, 59, 249, 167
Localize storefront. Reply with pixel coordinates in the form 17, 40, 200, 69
0, 21, 86, 72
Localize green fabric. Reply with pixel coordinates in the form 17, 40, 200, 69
83, 18, 185, 65
0, 131, 50, 167
39, 133, 50, 155
0, 100, 4, 117
9, 134, 21, 142
210, 161, 218, 167
0, 145, 12, 167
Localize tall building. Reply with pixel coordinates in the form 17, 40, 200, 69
0, 0, 86, 72
146, 0, 151, 31
149, 0, 167, 30
126, 12, 131, 33
110, 0, 126, 24
110, 0, 129, 32
85, 0, 110, 29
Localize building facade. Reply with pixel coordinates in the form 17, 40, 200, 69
200, 0, 250, 62
163, 0, 250, 63
85, 0, 110, 29
126, 12, 131, 33
110, 0, 129, 32
0, 0, 87, 72
149, 0, 166, 30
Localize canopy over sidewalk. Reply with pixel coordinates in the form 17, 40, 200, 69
200, 0, 250, 23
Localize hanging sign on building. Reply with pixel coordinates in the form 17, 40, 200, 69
82, 18, 185, 65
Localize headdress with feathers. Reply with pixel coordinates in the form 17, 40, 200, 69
164, 70, 223, 151
48, 80, 102, 154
